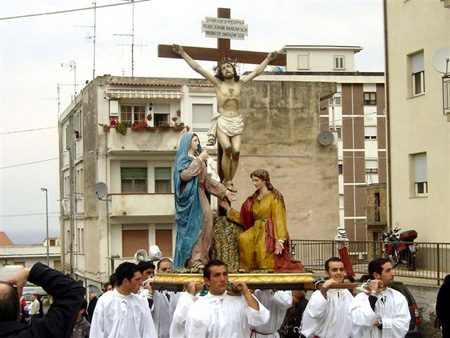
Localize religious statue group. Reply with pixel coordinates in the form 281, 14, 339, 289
171, 45, 306, 273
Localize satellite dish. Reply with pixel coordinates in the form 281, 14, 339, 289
432, 47, 450, 74
317, 131, 334, 146
93, 182, 108, 199
134, 249, 149, 262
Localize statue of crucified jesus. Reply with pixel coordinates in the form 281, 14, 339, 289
172, 44, 279, 192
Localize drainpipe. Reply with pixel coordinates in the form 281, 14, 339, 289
383, 0, 393, 231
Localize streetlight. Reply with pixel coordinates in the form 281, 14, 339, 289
41, 188, 49, 266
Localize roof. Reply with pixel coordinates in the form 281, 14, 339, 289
284, 45, 363, 53
0, 232, 14, 246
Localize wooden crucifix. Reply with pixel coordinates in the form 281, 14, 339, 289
158, 8, 286, 66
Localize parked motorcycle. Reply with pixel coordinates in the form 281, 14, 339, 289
382, 227, 418, 271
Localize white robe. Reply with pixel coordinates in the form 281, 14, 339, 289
90, 289, 157, 338
350, 288, 410, 338
301, 289, 353, 338
151, 290, 181, 338
170, 292, 198, 338
185, 292, 270, 338
252, 290, 292, 338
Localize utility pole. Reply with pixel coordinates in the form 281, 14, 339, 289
40, 188, 50, 266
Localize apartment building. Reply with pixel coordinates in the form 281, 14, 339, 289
385, 0, 450, 242
59, 76, 217, 289
258, 45, 386, 241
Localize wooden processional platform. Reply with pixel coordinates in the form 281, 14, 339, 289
152, 272, 316, 292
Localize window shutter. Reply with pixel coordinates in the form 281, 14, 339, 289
110, 100, 119, 116
155, 167, 171, 180
414, 153, 427, 182
121, 168, 147, 180
411, 52, 424, 73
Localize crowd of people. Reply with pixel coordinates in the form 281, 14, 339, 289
2, 255, 433, 338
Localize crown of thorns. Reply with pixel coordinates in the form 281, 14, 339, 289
214, 56, 238, 71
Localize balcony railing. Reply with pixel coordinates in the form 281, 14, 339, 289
291, 239, 450, 285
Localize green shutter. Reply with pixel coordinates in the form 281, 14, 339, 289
121, 168, 147, 180
155, 167, 171, 180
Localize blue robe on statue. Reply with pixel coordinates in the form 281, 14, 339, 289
173, 133, 203, 268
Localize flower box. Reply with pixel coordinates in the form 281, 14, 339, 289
146, 126, 158, 132
172, 126, 184, 131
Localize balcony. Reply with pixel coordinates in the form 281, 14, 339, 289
110, 193, 175, 217
105, 127, 184, 154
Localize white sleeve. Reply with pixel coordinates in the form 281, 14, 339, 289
141, 300, 158, 338
304, 290, 328, 319
381, 293, 411, 338
90, 300, 104, 338
271, 290, 292, 311
244, 296, 270, 327
185, 304, 209, 338
350, 293, 377, 330
170, 292, 196, 338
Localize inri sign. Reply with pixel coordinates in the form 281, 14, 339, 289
202, 17, 249, 40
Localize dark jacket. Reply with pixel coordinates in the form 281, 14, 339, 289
0, 263, 85, 338
436, 274, 450, 337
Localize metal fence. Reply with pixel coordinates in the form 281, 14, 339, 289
290, 239, 450, 285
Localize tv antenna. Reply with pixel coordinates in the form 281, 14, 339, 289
114, 0, 146, 77
75, 1, 97, 79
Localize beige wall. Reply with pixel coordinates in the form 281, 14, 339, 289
232, 81, 339, 240
386, 0, 450, 242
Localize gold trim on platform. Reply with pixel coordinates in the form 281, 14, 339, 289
153, 272, 315, 291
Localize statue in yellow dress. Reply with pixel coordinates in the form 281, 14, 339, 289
220, 169, 305, 273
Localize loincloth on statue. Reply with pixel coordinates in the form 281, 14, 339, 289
208, 113, 244, 138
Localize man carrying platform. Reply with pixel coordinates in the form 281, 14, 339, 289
184, 259, 270, 337
350, 258, 410, 338
301, 257, 353, 338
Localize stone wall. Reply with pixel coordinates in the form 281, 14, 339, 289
229, 80, 339, 241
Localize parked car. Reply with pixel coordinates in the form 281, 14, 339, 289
391, 281, 421, 337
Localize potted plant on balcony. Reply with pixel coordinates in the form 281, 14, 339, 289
131, 120, 148, 132
172, 122, 185, 131
99, 123, 111, 132
115, 121, 128, 135
176, 109, 181, 117
158, 120, 172, 131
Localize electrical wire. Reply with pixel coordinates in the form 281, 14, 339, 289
0, 212, 60, 218
0, 158, 58, 170
0, 0, 151, 21
0, 126, 57, 135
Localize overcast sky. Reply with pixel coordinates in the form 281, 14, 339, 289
0, 0, 384, 244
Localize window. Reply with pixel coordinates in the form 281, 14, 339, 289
333, 55, 345, 70
192, 104, 213, 132
365, 160, 379, 174
338, 163, 343, 174
155, 167, 171, 193
77, 228, 84, 254
153, 104, 170, 127
297, 55, 309, 70
120, 105, 146, 125
122, 229, 149, 257
410, 52, 425, 95
364, 92, 377, 105
155, 228, 173, 257
365, 126, 377, 140
121, 167, 147, 193
328, 94, 341, 106
413, 153, 428, 196
330, 127, 342, 140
